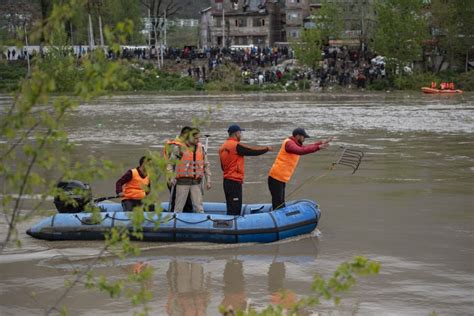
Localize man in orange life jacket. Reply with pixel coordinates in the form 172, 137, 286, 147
164, 126, 193, 212
219, 125, 272, 215
268, 128, 334, 210
116, 156, 151, 212
168, 128, 211, 213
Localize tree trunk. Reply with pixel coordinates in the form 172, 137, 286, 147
98, 15, 104, 47
88, 13, 95, 50
466, 49, 469, 73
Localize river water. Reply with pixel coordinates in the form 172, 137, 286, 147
1, 92, 473, 315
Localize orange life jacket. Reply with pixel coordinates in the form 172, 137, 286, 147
268, 138, 300, 183
122, 168, 149, 200
163, 138, 185, 159
176, 143, 205, 179
219, 138, 245, 183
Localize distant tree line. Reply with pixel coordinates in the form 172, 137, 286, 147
0, 0, 209, 47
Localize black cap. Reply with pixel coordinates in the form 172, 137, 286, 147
228, 124, 245, 134
292, 127, 310, 138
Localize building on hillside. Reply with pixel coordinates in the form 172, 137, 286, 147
323, 0, 377, 50
284, 0, 312, 40
200, 0, 283, 48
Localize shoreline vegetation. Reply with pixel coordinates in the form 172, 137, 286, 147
1, 59, 472, 94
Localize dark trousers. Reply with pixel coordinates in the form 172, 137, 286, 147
122, 199, 155, 212
223, 179, 242, 216
167, 184, 193, 212
268, 176, 286, 210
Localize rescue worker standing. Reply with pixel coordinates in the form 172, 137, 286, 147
219, 125, 272, 215
116, 156, 150, 212
268, 128, 334, 210
168, 128, 211, 213
164, 126, 193, 212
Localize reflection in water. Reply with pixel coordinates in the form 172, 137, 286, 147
268, 262, 286, 293
221, 260, 246, 312
166, 260, 210, 316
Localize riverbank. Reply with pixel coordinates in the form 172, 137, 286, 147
1, 60, 473, 93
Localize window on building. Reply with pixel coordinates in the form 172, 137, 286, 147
290, 30, 299, 38
235, 18, 247, 27
253, 36, 266, 45
216, 3, 222, 10
288, 12, 300, 21
253, 18, 265, 27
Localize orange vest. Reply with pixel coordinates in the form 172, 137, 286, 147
219, 138, 245, 183
122, 168, 149, 200
163, 139, 185, 159
176, 143, 205, 179
268, 138, 300, 183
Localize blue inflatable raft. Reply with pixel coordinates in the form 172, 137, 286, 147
27, 200, 321, 243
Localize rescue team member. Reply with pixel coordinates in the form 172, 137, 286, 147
116, 156, 151, 212
219, 125, 272, 215
168, 128, 211, 213
164, 126, 193, 212
268, 128, 334, 210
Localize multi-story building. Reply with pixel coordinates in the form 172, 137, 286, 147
285, 0, 312, 40
200, 0, 283, 48
321, 0, 377, 49
200, 0, 377, 49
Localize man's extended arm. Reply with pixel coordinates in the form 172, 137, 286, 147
285, 140, 322, 155
237, 143, 270, 156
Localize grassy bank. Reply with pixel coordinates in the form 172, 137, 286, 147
1, 60, 472, 94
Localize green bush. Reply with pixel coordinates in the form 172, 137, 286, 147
0, 62, 27, 92
394, 72, 438, 90
298, 79, 311, 90
453, 71, 473, 91
367, 78, 392, 91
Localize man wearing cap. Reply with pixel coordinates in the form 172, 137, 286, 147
219, 125, 272, 215
268, 128, 334, 210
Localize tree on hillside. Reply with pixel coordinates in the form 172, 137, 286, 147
292, 28, 324, 70
140, 0, 187, 46
374, 0, 429, 76
312, 0, 344, 45
0, 0, 40, 44
430, 0, 474, 72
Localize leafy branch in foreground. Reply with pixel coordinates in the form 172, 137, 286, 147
220, 256, 380, 316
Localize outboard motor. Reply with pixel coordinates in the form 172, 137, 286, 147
54, 180, 92, 213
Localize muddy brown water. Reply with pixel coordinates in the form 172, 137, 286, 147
1, 92, 473, 315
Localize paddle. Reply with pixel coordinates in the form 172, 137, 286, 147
93, 195, 119, 203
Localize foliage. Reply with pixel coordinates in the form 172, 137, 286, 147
0, 61, 28, 92
166, 26, 199, 48
367, 78, 392, 91
374, 0, 429, 76
312, 0, 344, 44
219, 256, 380, 315
455, 71, 474, 91
430, 0, 474, 72
0, 1, 165, 315
292, 28, 323, 70
205, 62, 242, 92
0, 0, 144, 45
393, 72, 439, 90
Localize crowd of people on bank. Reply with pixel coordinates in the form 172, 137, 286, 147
115, 125, 334, 215
3, 44, 390, 89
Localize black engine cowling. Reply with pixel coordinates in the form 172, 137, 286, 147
54, 180, 92, 213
